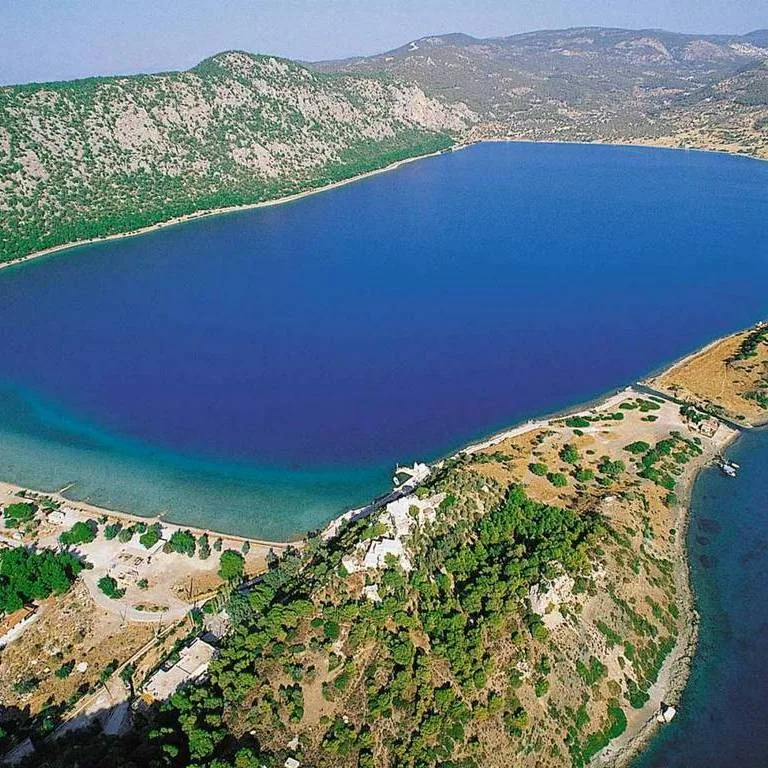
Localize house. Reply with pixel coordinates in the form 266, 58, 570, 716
143, 638, 216, 702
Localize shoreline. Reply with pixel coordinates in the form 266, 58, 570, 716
0, 144, 459, 273
597, 424, 741, 767
2, 135, 766, 764
476, 136, 768, 165
2, 134, 765, 275
0, 326, 762, 765
0, 480, 298, 550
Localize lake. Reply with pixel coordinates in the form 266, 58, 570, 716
0, 142, 766, 539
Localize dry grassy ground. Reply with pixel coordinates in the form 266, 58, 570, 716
650, 326, 768, 426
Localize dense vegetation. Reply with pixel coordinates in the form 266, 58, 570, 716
5, 416, 693, 768
729, 325, 768, 362
53, 484, 602, 768
0, 547, 85, 614
59, 520, 97, 546
0, 52, 464, 262
2, 503, 36, 529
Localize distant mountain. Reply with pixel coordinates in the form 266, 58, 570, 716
317, 27, 768, 152
0, 51, 473, 262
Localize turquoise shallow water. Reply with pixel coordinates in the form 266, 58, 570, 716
634, 428, 768, 767
0, 387, 382, 540
0, 142, 766, 538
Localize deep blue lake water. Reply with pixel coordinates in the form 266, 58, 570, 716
0, 142, 766, 538
634, 428, 768, 768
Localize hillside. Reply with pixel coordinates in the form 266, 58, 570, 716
5, 376, 751, 767
0, 51, 474, 263
2, 29, 768, 266
318, 27, 768, 154
2, 326, 766, 766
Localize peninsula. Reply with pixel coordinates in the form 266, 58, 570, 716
1, 322, 765, 767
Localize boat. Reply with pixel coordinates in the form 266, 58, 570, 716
714, 455, 739, 477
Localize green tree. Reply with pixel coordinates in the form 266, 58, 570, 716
97, 575, 125, 599
218, 549, 245, 581
197, 534, 211, 560
139, 523, 162, 549
0, 547, 84, 613
59, 520, 97, 546
3, 502, 36, 528
165, 530, 196, 557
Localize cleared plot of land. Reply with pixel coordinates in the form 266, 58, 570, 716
0, 482, 288, 737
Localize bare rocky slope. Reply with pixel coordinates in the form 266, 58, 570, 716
0, 51, 475, 262
317, 27, 768, 155
2, 28, 768, 265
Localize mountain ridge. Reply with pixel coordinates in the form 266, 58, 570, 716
0, 50, 473, 263
317, 25, 768, 159
2, 27, 768, 265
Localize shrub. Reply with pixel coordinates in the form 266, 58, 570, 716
548, 472, 567, 488
324, 619, 341, 641
139, 524, 162, 549
576, 656, 606, 686
104, 522, 122, 540
598, 457, 625, 479
55, 661, 75, 679
165, 530, 196, 557
529, 462, 548, 476
118, 526, 135, 543
559, 444, 579, 464
3, 503, 35, 527
97, 575, 125, 600
624, 441, 651, 455
13, 677, 40, 694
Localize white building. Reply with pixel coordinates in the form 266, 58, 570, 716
143, 638, 216, 702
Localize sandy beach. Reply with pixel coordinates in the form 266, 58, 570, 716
0, 479, 297, 550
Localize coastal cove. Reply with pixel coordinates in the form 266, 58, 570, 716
0, 142, 767, 539
633, 426, 768, 768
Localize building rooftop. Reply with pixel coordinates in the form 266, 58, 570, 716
143, 638, 216, 701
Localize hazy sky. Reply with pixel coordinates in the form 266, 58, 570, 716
2, 0, 766, 86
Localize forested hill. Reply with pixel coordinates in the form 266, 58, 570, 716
2, 28, 767, 266
318, 27, 768, 156
0, 51, 475, 263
